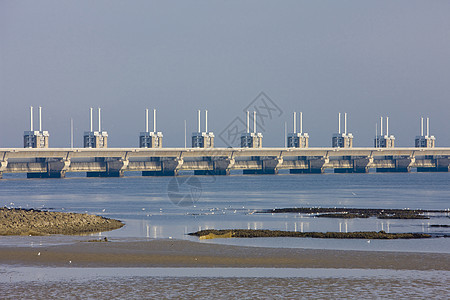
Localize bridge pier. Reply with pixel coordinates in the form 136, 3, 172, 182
334, 157, 371, 173
87, 158, 128, 177
194, 157, 233, 175
376, 156, 414, 173
353, 157, 371, 173
142, 157, 182, 176
27, 158, 70, 179
243, 156, 282, 175
290, 156, 327, 174
417, 157, 450, 172
0, 160, 7, 179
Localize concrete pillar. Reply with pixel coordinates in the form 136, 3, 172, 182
290, 156, 327, 174
352, 157, 372, 173
87, 158, 128, 177
194, 157, 233, 175
0, 160, 7, 179
301, 157, 327, 174
334, 156, 353, 173
243, 157, 282, 175
417, 157, 450, 172
334, 157, 371, 173
376, 156, 414, 173
26, 159, 69, 178
143, 158, 182, 176
214, 157, 234, 175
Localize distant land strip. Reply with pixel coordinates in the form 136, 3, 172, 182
189, 229, 432, 239
259, 207, 450, 219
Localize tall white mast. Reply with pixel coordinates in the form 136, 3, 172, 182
300, 112, 303, 134
375, 123, 378, 147
205, 110, 208, 133
293, 112, 296, 133
426, 117, 430, 137
420, 117, 424, 136
153, 109, 156, 132
344, 112, 347, 135
98, 107, 101, 132
90, 107, 93, 132
386, 116, 389, 136
380, 116, 383, 136
30, 106, 33, 131
39, 106, 42, 131
253, 111, 256, 134
246, 111, 250, 133
197, 110, 201, 133
338, 112, 341, 134
145, 109, 149, 132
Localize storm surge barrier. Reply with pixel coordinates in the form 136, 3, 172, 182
1, 147, 449, 178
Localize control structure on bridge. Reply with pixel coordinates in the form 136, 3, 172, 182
84, 107, 108, 149
139, 108, 163, 148
241, 111, 263, 148
287, 111, 309, 148
23, 106, 49, 149
332, 112, 353, 148
192, 110, 214, 148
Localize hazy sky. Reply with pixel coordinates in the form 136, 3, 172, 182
1, 0, 449, 148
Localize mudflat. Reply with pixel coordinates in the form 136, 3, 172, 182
0, 208, 124, 235
0, 207, 448, 270
0, 239, 448, 270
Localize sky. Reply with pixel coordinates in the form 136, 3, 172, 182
1, 0, 450, 148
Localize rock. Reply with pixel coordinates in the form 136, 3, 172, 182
0, 207, 124, 236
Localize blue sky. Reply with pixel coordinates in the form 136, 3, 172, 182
1, 0, 449, 148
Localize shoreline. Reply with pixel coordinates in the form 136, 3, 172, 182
1, 239, 448, 270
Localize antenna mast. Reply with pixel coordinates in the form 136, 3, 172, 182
338, 112, 341, 134
98, 107, 101, 132
253, 111, 256, 134
30, 106, 33, 131
39, 106, 42, 131
153, 109, 156, 132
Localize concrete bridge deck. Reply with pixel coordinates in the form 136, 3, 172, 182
1, 147, 449, 178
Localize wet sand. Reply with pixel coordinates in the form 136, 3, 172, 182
1, 239, 448, 270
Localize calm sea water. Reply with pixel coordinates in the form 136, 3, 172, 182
1, 171, 449, 252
